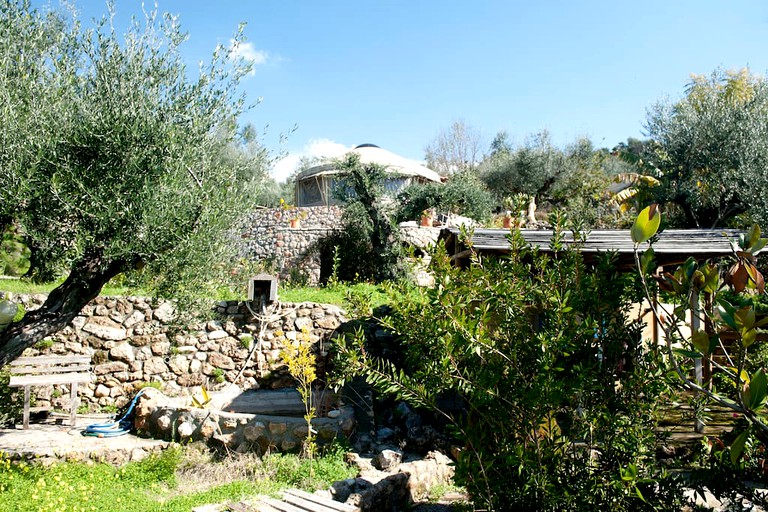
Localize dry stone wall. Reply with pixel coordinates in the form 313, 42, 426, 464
3, 293, 346, 413
238, 206, 442, 286
238, 206, 343, 285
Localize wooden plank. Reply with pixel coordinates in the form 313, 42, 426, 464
11, 355, 91, 365
283, 490, 358, 512
226, 502, 257, 512
11, 364, 91, 374
251, 501, 283, 512
256, 497, 311, 512
9, 372, 94, 387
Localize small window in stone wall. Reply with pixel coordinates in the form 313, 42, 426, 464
299, 179, 324, 206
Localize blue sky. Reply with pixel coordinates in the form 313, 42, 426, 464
56, 1, 768, 181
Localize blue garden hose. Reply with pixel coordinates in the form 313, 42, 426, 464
82, 387, 155, 438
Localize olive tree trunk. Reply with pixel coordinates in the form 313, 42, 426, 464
0, 251, 126, 368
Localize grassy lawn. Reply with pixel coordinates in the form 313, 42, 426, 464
0, 445, 356, 512
0, 276, 395, 310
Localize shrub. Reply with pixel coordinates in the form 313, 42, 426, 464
395, 171, 494, 223
334, 220, 684, 511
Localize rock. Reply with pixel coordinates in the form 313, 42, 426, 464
150, 341, 171, 356
207, 330, 228, 341
130, 448, 148, 462
177, 422, 194, 438
244, 422, 266, 441
94, 361, 129, 375
143, 356, 168, 376
153, 302, 176, 323
82, 317, 127, 341
94, 384, 110, 398
156, 414, 172, 433
110, 342, 135, 363
376, 427, 395, 442
123, 311, 146, 329
315, 316, 341, 330
294, 316, 313, 331
207, 352, 235, 370
168, 355, 190, 375
376, 449, 402, 471
327, 409, 342, 419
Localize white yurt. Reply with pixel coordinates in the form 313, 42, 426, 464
294, 143, 442, 207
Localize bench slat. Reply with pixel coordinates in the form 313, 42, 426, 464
11, 355, 91, 366
11, 363, 91, 375
9, 372, 94, 387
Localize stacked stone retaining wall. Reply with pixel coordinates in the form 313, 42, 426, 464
238, 206, 441, 286
238, 206, 343, 285
3, 293, 346, 413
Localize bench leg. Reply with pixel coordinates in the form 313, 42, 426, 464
70, 382, 78, 427
23, 386, 30, 429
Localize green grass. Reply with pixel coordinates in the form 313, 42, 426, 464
0, 276, 394, 310
0, 444, 356, 512
0, 277, 140, 297
280, 282, 390, 309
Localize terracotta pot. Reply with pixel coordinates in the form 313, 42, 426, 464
503, 216, 512, 228
290, 218, 301, 229
420, 215, 433, 227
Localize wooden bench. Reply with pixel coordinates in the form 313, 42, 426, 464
8, 355, 94, 429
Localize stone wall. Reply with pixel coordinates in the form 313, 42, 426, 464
238, 206, 343, 285
237, 206, 442, 286
4, 293, 347, 413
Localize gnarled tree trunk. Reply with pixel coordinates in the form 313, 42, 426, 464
0, 250, 126, 368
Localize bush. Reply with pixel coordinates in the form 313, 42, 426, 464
395, 171, 494, 223
334, 221, 684, 511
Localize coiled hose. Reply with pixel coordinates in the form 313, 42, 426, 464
82, 387, 157, 438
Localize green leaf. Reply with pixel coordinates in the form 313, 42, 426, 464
716, 304, 738, 330
703, 264, 720, 293
673, 348, 703, 359
691, 330, 711, 355
730, 430, 749, 465
749, 238, 768, 254
742, 328, 757, 348
631, 204, 661, 244
747, 224, 761, 249
640, 247, 656, 274
748, 370, 767, 410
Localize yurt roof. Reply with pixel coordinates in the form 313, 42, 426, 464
296, 144, 442, 183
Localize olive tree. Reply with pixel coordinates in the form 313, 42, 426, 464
644, 68, 768, 228
0, 2, 267, 366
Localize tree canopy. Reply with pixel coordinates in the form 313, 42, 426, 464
644, 68, 768, 228
0, 1, 267, 366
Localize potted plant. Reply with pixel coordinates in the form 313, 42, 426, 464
502, 194, 529, 229
279, 198, 307, 228
420, 209, 434, 227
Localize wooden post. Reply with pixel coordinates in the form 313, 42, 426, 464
70, 382, 79, 427
23, 385, 30, 429
691, 291, 704, 434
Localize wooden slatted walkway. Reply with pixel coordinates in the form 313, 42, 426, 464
227, 489, 358, 512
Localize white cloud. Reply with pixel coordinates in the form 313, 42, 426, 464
228, 39, 268, 70
270, 139, 350, 183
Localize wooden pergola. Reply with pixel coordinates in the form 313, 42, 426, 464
439, 227, 748, 434
439, 228, 743, 269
